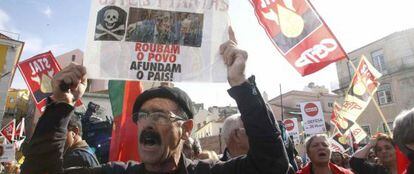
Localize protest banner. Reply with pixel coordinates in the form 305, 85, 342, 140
17, 51, 61, 112
250, 0, 346, 76
0, 119, 15, 144
0, 144, 15, 162
300, 101, 326, 135
347, 124, 367, 144
283, 118, 300, 144
337, 56, 382, 122
331, 102, 368, 143
330, 133, 349, 153
85, 0, 230, 82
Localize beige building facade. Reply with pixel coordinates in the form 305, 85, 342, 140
334, 28, 414, 137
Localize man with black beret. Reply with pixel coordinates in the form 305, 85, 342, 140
21, 29, 289, 174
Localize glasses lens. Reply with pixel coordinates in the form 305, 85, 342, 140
135, 112, 171, 124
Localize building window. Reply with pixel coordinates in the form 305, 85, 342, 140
9, 97, 14, 103
328, 102, 333, 108
371, 49, 387, 73
376, 83, 392, 105
71, 55, 76, 62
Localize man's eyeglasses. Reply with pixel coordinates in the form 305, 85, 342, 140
133, 111, 186, 125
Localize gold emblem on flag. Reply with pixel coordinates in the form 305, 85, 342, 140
40, 74, 53, 93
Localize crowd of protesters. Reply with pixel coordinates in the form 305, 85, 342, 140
0, 28, 409, 174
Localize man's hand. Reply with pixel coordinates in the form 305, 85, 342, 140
220, 27, 248, 87
51, 63, 87, 105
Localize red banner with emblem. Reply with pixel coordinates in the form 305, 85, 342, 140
250, 0, 346, 76
17, 51, 62, 112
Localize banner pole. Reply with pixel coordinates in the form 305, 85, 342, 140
347, 57, 392, 136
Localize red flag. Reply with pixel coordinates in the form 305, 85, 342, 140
250, 0, 346, 76
108, 80, 143, 162
1, 119, 15, 143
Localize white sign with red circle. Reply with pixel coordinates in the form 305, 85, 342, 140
283, 118, 300, 144
300, 101, 326, 135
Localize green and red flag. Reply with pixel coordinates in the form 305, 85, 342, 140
108, 80, 143, 162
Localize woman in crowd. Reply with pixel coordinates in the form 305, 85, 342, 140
350, 133, 397, 174
296, 134, 353, 174
331, 151, 349, 168
393, 108, 414, 174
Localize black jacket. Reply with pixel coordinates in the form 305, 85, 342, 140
21, 77, 289, 174
63, 140, 100, 168
349, 157, 391, 174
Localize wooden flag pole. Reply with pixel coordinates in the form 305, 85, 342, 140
347, 58, 393, 136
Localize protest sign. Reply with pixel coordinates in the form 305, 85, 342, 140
250, 0, 346, 76
283, 118, 300, 144
17, 52, 61, 112
0, 144, 15, 162
300, 101, 326, 135
0, 119, 15, 144
85, 0, 230, 82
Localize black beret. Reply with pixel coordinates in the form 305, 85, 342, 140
132, 86, 194, 123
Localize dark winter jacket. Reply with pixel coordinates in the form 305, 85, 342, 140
63, 140, 100, 168
21, 77, 289, 174
349, 157, 391, 174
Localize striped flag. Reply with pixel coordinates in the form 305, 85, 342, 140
108, 80, 143, 162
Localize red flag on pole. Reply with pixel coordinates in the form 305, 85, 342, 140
108, 80, 143, 162
250, 0, 346, 76
1, 119, 15, 144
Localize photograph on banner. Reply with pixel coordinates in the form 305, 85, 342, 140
300, 101, 326, 135
85, 0, 230, 82
17, 51, 61, 112
250, 0, 346, 76
0, 144, 15, 162
283, 118, 300, 144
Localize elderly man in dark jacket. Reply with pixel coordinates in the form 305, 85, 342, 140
21, 29, 289, 174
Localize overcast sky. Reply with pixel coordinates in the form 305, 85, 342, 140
1, 0, 414, 108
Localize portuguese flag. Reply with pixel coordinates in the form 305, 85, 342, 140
108, 80, 143, 162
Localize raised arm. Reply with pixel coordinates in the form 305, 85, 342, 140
21, 63, 87, 174
213, 27, 289, 174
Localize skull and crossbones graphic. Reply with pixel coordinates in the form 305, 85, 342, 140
95, 7, 126, 41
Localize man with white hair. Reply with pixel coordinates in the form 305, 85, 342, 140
220, 114, 249, 161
